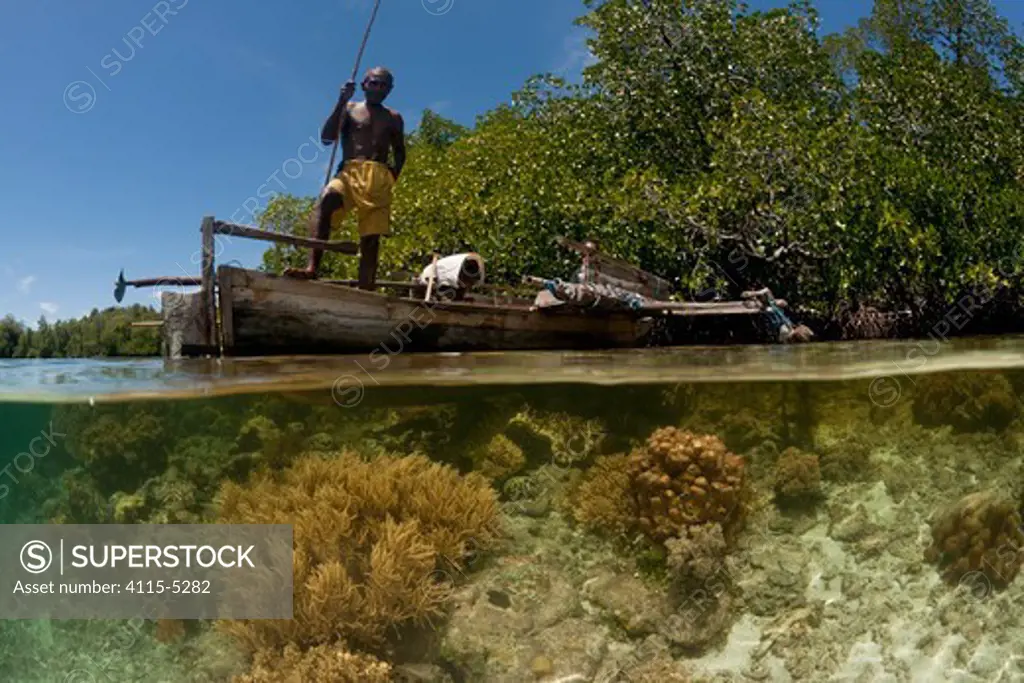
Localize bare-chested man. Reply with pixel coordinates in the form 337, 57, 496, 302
285, 67, 406, 290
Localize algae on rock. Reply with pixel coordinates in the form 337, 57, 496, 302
773, 447, 823, 509
507, 407, 608, 467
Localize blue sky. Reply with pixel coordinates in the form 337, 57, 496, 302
0, 0, 1020, 325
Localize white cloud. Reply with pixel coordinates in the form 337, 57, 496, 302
17, 275, 36, 293
39, 302, 58, 316
554, 30, 598, 77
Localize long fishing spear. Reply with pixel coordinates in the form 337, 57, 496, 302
322, 0, 385, 188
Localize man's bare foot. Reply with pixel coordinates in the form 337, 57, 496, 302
282, 267, 318, 280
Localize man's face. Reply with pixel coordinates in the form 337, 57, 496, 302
363, 72, 392, 105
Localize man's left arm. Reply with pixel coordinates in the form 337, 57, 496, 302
390, 112, 406, 181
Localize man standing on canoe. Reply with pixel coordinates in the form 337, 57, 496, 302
285, 67, 406, 290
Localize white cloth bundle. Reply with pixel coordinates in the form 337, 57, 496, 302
417, 253, 486, 289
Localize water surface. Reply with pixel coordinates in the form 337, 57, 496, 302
3, 334, 1024, 403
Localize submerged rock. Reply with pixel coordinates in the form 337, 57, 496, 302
912, 372, 1019, 433
773, 448, 823, 509
440, 563, 584, 682
583, 571, 665, 638
529, 655, 553, 678
830, 504, 874, 543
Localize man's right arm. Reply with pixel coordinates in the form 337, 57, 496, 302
321, 82, 356, 144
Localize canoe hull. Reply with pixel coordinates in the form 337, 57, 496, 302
213, 267, 652, 357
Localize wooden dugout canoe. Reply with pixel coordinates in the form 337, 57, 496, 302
214, 266, 654, 357
125, 216, 800, 358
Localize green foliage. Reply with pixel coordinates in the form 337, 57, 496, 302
0, 306, 160, 358
256, 0, 1024, 320
412, 109, 470, 149
258, 195, 327, 277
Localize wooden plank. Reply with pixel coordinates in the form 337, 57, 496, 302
319, 279, 532, 299
324, 278, 418, 290
213, 220, 359, 255
218, 266, 236, 354
240, 268, 537, 316
131, 321, 164, 328
125, 276, 202, 288
200, 216, 217, 351
643, 302, 765, 316
161, 291, 207, 359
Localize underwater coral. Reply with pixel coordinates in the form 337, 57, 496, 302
470, 433, 526, 483
571, 427, 747, 545
570, 453, 634, 538
628, 427, 746, 543
924, 490, 1024, 589
214, 450, 502, 676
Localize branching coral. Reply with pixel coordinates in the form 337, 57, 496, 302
815, 430, 878, 483
232, 643, 392, 683
913, 372, 1019, 433
366, 405, 460, 461
924, 491, 1024, 589
628, 428, 746, 543
773, 448, 822, 508
215, 451, 502, 658
570, 454, 634, 538
470, 433, 526, 483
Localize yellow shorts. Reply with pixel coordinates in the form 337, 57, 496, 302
324, 159, 395, 237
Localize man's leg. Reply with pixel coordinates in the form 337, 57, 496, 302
284, 189, 344, 279
358, 235, 381, 291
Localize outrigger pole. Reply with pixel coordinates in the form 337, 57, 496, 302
322, 0, 385, 188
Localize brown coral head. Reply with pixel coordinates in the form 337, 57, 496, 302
927, 491, 1024, 591
628, 427, 746, 543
